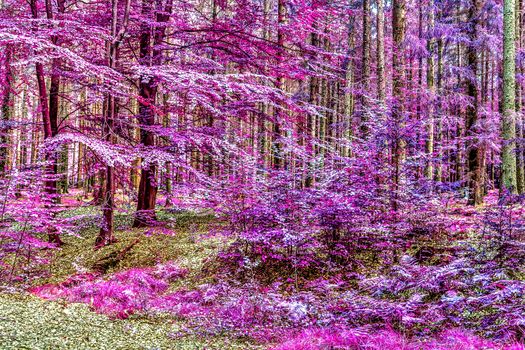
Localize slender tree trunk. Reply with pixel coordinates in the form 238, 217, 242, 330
425, 6, 435, 180
342, 16, 355, 158
30, 0, 62, 245
392, 0, 407, 211
97, 96, 116, 248
435, 37, 444, 182
466, 0, 483, 205
134, 1, 157, 228
46, 0, 65, 201
0, 45, 12, 175
97, 0, 131, 247
272, 0, 286, 170
376, 0, 385, 105
360, 0, 371, 136
502, 0, 518, 192
374, 0, 388, 187
517, 0, 525, 193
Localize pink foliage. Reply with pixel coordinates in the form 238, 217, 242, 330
273, 328, 525, 350
32, 264, 187, 318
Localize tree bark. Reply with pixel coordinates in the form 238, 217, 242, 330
272, 0, 286, 170
466, 0, 483, 205
502, 0, 518, 192
360, 0, 371, 136
96, 0, 131, 247
392, 0, 407, 211
376, 0, 385, 105
342, 16, 355, 158
30, 0, 62, 245
425, 5, 435, 180
133, 0, 172, 228
517, 0, 525, 193
0, 45, 12, 175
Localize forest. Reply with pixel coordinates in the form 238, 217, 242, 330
1, 0, 525, 348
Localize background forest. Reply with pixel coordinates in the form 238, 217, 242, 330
1, 0, 525, 349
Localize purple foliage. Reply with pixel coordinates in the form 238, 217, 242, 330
32, 263, 188, 318
273, 328, 525, 350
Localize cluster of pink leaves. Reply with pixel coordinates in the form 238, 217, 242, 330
33, 273, 320, 341
0, 168, 67, 287
31, 263, 187, 318
272, 328, 525, 350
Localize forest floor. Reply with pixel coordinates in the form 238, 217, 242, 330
0, 293, 223, 350
0, 206, 261, 349
2, 192, 525, 349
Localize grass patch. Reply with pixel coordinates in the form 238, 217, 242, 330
0, 293, 259, 350
39, 209, 223, 287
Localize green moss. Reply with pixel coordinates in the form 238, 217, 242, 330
37, 209, 223, 287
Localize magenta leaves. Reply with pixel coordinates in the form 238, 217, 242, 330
272, 328, 525, 350
31, 263, 187, 319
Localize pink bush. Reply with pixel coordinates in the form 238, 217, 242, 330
272, 328, 525, 350
31, 264, 188, 318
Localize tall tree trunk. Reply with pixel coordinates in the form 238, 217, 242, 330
425, 5, 435, 180
272, 0, 286, 170
466, 0, 483, 205
133, 0, 172, 228
342, 16, 355, 158
30, 0, 62, 245
97, 98, 117, 248
376, 0, 385, 105
46, 0, 65, 201
392, 0, 407, 211
435, 35, 444, 182
0, 45, 12, 175
502, 0, 518, 192
517, 0, 525, 193
97, 0, 131, 247
360, 0, 371, 136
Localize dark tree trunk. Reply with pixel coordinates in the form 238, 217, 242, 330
0, 45, 13, 174
97, 98, 117, 248
272, 0, 286, 170
133, 0, 171, 228
376, 0, 385, 104
30, 0, 62, 245
97, 0, 131, 247
466, 0, 483, 205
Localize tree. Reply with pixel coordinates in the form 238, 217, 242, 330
29, 0, 62, 245
517, 0, 525, 194
360, 0, 371, 136
96, 0, 131, 248
133, 0, 172, 228
466, 0, 483, 205
392, 0, 407, 210
502, 0, 518, 193
376, 0, 385, 105
0, 43, 12, 174
425, 2, 435, 180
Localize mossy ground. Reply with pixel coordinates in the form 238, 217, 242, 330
1, 206, 259, 350
43, 207, 222, 284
